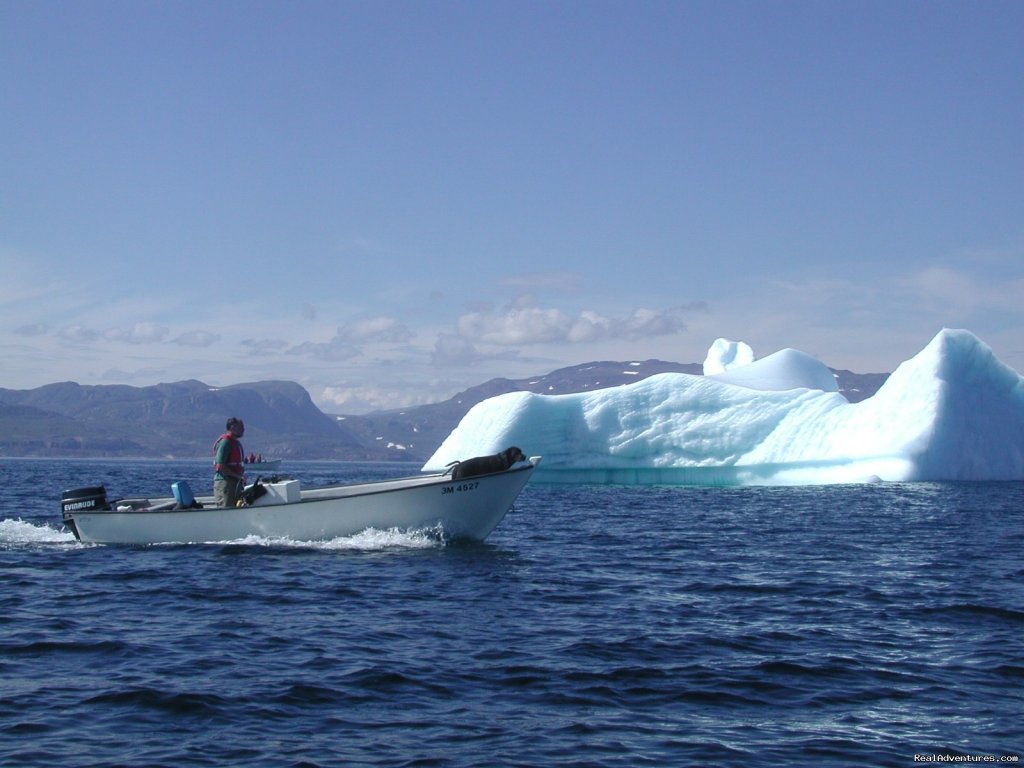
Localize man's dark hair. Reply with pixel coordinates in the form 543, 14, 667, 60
226, 417, 243, 430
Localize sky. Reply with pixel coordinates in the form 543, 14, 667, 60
2, 0, 1022, 414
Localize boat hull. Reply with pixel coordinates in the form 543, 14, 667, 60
244, 460, 282, 472
66, 460, 539, 545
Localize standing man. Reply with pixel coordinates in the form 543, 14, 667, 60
213, 417, 246, 508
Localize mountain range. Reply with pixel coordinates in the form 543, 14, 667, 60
0, 360, 888, 461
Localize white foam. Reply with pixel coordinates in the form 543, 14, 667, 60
0, 519, 81, 547
220, 525, 447, 551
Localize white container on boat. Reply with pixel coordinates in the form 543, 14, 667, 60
255, 480, 300, 505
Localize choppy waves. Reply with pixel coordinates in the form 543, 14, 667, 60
1, 460, 1022, 767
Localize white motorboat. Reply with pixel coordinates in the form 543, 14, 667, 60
60, 457, 540, 545
243, 458, 282, 472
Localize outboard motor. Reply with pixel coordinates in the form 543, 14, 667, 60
60, 486, 109, 540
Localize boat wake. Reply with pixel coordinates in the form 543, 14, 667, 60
0, 518, 81, 548
1, 517, 447, 552
220, 524, 449, 551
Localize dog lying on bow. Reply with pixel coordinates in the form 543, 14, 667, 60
449, 446, 527, 480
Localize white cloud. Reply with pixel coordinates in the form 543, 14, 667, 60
286, 339, 359, 362
278, 316, 414, 364
457, 306, 572, 345
567, 310, 614, 343
431, 334, 482, 366
173, 330, 221, 347
243, 337, 291, 355
335, 316, 413, 344
319, 382, 452, 413
624, 307, 690, 336
455, 304, 693, 347
58, 324, 100, 343
104, 322, 171, 344
13, 323, 49, 337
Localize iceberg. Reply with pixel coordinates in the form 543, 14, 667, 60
424, 329, 1024, 485
702, 337, 754, 375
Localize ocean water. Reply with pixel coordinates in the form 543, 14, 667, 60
1, 459, 1021, 768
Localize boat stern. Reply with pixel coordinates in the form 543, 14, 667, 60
60, 486, 111, 541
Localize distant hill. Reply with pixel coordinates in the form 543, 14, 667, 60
0, 379, 374, 460
0, 361, 887, 461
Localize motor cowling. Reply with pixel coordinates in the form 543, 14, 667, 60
61, 486, 109, 539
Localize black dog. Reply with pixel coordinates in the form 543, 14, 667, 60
450, 446, 527, 480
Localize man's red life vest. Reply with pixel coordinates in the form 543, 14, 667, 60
213, 432, 245, 477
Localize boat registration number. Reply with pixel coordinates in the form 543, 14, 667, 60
442, 482, 479, 495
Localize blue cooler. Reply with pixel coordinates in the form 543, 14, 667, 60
172, 481, 195, 507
